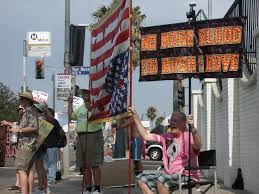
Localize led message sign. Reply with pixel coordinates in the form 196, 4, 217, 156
140, 17, 244, 81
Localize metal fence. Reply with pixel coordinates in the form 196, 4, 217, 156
225, 0, 258, 75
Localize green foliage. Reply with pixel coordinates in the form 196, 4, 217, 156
0, 82, 19, 122
91, 1, 146, 69
155, 116, 165, 126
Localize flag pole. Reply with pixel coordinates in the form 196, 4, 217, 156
128, 0, 133, 193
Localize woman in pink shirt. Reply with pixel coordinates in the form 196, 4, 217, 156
128, 107, 202, 194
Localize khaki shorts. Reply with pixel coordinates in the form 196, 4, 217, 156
76, 130, 104, 168
15, 149, 35, 171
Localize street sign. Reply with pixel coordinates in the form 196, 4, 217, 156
71, 66, 89, 75
56, 73, 71, 100
27, 32, 51, 57
27, 32, 51, 45
27, 46, 51, 57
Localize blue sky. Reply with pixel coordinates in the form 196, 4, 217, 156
0, 0, 234, 119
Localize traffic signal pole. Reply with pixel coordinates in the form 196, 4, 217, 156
22, 40, 27, 92
63, 0, 70, 176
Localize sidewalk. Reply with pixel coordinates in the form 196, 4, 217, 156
0, 167, 252, 194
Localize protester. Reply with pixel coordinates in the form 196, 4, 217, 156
33, 103, 49, 194
43, 108, 61, 185
8, 105, 25, 191
110, 123, 117, 156
131, 129, 143, 175
128, 107, 202, 194
2, 91, 39, 194
68, 89, 104, 194
113, 118, 128, 158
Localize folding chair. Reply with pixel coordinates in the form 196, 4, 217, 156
178, 150, 217, 194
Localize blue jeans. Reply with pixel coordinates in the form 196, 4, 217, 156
44, 147, 58, 182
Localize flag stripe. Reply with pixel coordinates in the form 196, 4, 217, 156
91, 0, 127, 36
92, 9, 129, 51
92, 19, 129, 59
91, 29, 129, 67
90, 86, 103, 96
88, 111, 110, 121
89, 66, 109, 81
91, 48, 113, 67
92, 95, 112, 109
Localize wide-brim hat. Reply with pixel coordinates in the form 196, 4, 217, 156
18, 91, 35, 102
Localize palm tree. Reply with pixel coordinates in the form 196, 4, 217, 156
92, 1, 146, 69
155, 116, 165, 127
146, 106, 157, 129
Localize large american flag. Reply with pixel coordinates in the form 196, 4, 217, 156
89, 0, 130, 122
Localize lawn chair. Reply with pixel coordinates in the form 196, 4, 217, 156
178, 149, 217, 194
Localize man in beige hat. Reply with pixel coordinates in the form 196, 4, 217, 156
6, 91, 39, 194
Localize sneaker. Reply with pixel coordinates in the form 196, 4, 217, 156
32, 188, 44, 194
48, 180, 56, 185
82, 191, 91, 194
91, 190, 102, 194
46, 187, 51, 194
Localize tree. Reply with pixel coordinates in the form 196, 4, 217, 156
155, 116, 165, 127
0, 82, 19, 122
92, 1, 146, 69
146, 106, 157, 129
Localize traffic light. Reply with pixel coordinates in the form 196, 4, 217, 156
70, 24, 85, 66
178, 88, 185, 107
35, 59, 44, 79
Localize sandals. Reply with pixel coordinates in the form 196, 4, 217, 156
8, 185, 21, 191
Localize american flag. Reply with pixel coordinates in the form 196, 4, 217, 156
89, 0, 130, 122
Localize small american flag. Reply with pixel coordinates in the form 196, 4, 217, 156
89, 0, 130, 122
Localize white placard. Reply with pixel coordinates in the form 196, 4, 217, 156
32, 90, 48, 103
56, 73, 71, 100
72, 96, 84, 110
27, 32, 51, 45
55, 112, 69, 132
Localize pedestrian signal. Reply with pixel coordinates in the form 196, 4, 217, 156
35, 59, 44, 79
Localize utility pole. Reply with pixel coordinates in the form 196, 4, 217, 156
22, 40, 27, 92
63, 0, 70, 176
52, 74, 56, 112
208, 0, 212, 19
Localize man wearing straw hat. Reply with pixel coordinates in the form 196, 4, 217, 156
2, 91, 39, 194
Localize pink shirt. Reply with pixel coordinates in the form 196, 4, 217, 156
150, 131, 200, 180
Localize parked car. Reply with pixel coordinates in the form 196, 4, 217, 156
145, 124, 166, 161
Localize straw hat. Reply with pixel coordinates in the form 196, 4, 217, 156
18, 91, 34, 102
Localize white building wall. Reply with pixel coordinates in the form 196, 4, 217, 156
193, 29, 259, 193
213, 82, 226, 181
238, 78, 257, 192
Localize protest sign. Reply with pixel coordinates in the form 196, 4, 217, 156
140, 17, 244, 81
36, 118, 54, 150
56, 73, 71, 100
55, 112, 69, 132
32, 90, 48, 103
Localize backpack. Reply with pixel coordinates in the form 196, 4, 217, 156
57, 126, 67, 148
